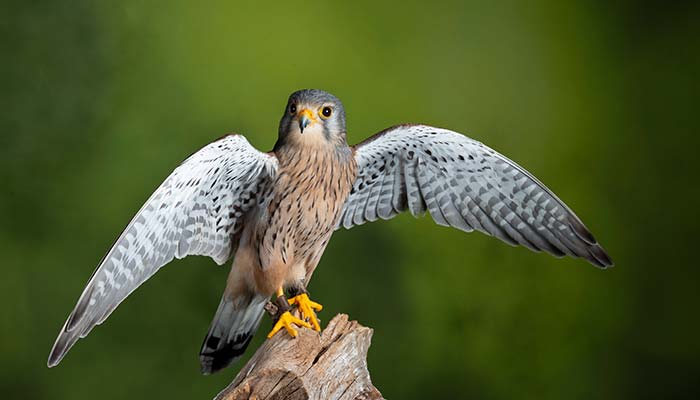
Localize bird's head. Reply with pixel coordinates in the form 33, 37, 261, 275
277, 89, 347, 149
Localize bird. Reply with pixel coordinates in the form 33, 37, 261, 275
47, 88, 612, 374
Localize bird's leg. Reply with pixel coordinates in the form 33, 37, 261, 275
288, 288, 323, 332
263, 301, 280, 320
266, 287, 311, 338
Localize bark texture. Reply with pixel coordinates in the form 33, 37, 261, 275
214, 314, 383, 400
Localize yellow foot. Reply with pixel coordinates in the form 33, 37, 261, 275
267, 310, 311, 338
289, 293, 323, 331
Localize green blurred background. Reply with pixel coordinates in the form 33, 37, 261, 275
2, 1, 698, 399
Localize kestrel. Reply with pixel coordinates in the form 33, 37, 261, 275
48, 89, 612, 374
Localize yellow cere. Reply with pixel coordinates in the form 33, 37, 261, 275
299, 108, 316, 122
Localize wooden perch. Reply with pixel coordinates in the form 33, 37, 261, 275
214, 314, 384, 400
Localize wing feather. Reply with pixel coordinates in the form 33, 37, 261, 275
376, 160, 398, 220
48, 134, 277, 367
340, 124, 612, 268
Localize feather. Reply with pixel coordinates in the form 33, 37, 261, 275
48, 134, 278, 367
339, 124, 612, 269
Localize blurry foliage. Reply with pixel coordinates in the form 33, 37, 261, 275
1, 0, 699, 399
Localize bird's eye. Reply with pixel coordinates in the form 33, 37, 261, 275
321, 106, 332, 118
289, 104, 297, 114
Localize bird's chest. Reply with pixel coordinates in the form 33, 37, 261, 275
260, 151, 356, 262
275, 165, 350, 238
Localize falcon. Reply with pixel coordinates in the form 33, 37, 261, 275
48, 89, 612, 374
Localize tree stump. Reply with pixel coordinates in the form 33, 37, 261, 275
214, 314, 384, 400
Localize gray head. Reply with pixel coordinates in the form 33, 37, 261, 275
276, 89, 347, 149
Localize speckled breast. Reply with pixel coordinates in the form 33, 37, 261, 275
261, 148, 356, 266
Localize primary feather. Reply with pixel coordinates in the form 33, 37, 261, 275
339, 124, 612, 268
48, 135, 277, 367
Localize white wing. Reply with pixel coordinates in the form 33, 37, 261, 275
339, 124, 612, 268
48, 134, 277, 367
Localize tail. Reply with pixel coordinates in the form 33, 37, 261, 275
199, 293, 267, 374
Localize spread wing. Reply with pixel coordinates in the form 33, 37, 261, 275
48, 134, 277, 367
339, 124, 612, 268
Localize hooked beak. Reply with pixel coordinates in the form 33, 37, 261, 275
298, 109, 315, 133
